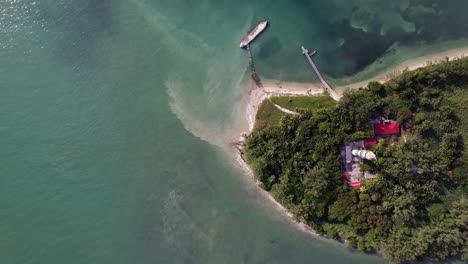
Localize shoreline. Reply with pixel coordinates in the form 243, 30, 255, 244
231, 47, 468, 239
233, 81, 332, 239
332, 44, 468, 90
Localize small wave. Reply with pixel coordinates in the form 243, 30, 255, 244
161, 189, 226, 261
161, 190, 203, 260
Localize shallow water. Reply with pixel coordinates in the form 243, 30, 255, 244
1, 0, 467, 263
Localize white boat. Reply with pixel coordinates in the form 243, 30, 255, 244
239, 21, 268, 48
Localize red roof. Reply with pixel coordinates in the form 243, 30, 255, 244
349, 181, 361, 189
343, 172, 350, 180
374, 121, 399, 136
363, 138, 377, 148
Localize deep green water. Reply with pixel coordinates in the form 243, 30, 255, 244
1, 1, 467, 263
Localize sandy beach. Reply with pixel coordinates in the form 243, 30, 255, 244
334, 44, 468, 91
232, 47, 468, 238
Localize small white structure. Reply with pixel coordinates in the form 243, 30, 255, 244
352, 149, 377, 160
364, 172, 377, 179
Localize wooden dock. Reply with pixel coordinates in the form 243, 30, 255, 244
301, 46, 340, 101
246, 45, 254, 70
246, 44, 263, 88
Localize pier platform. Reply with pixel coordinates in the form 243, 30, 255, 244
301, 46, 340, 101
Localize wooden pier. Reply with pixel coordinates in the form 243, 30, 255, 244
301, 46, 340, 101
246, 44, 263, 88
246, 45, 254, 71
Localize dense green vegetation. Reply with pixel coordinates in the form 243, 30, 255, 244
245, 57, 468, 262
255, 99, 285, 128
447, 88, 468, 185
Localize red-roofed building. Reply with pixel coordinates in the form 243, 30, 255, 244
349, 181, 361, 189
340, 119, 402, 191
363, 138, 377, 148
374, 121, 400, 137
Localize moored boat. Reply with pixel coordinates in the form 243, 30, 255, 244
239, 21, 268, 48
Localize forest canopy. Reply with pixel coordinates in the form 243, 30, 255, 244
244, 57, 468, 262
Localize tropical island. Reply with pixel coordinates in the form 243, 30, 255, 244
242, 57, 468, 262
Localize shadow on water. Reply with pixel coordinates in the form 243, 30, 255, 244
257, 36, 282, 61
324, 19, 393, 77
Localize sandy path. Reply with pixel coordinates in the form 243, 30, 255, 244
270, 101, 299, 115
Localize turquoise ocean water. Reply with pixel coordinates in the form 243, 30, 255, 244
1, 1, 467, 263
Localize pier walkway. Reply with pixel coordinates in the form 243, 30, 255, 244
246, 45, 254, 71
301, 46, 340, 101
246, 44, 263, 88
